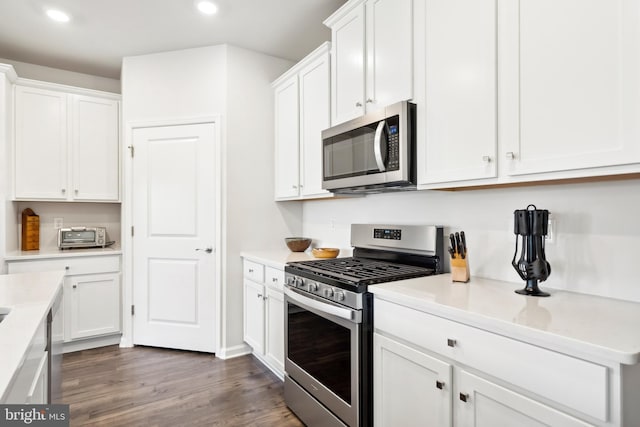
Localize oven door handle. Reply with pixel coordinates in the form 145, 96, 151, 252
285, 287, 361, 323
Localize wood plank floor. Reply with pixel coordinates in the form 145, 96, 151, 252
61, 345, 304, 427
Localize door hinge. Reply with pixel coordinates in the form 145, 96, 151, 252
131, 305, 135, 316
128, 145, 135, 158
131, 226, 134, 237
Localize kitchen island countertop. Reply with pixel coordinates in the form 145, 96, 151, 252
0, 271, 65, 401
370, 274, 640, 365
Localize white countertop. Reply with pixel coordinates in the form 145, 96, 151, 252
240, 249, 350, 269
5, 245, 122, 261
370, 274, 640, 365
0, 271, 65, 400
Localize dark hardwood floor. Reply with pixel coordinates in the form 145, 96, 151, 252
61, 345, 304, 427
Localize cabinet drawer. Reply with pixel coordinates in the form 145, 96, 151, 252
265, 267, 284, 291
243, 260, 265, 283
375, 298, 608, 421
7, 255, 120, 275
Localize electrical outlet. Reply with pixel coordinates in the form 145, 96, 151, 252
546, 215, 555, 244
54, 218, 63, 229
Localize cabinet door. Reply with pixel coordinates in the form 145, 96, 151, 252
330, 2, 366, 124
374, 333, 452, 427
243, 279, 265, 354
26, 352, 48, 404
65, 273, 121, 341
274, 76, 300, 199
418, 0, 498, 185
500, 0, 640, 176
366, 0, 413, 114
14, 86, 68, 200
264, 287, 284, 375
299, 49, 331, 198
72, 95, 120, 200
455, 370, 592, 427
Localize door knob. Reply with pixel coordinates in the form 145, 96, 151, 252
196, 247, 213, 253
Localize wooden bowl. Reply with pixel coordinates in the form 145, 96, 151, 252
312, 248, 340, 259
285, 237, 312, 252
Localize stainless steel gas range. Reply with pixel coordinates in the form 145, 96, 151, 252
284, 224, 444, 427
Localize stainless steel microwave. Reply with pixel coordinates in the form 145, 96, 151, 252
321, 101, 416, 194
58, 227, 108, 249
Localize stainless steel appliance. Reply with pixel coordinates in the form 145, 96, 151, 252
57, 226, 112, 249
284, 224, 444, 427
321, 101, 416, 194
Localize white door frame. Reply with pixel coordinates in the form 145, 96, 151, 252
120, 115, 224, 354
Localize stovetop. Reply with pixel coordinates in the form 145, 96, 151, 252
285, 256, 437, 292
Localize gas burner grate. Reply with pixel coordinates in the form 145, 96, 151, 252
288, 257, 435, 286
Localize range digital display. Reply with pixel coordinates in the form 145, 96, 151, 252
373, 228, 401, 240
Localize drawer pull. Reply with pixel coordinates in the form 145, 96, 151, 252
459, 393, 469, 402
257, 294, 262, 299
436, 380, 445, 390
248, 268, 254, 273
72, 285, 77, 289
65, 266, 70, 270
447, 338, 457, 347
272, 278, 278, 283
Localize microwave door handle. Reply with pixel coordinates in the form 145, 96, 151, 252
374, 120, 387, 172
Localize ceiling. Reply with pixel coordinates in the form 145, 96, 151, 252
0, 0, 346, 80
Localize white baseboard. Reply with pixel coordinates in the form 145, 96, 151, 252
216, 343, 252, 360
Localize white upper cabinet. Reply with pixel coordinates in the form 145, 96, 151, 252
325, 0, 413, 125
273, 43, 332, 201
299, 49, 331, 198
418, 0, 640, 189
14, 83, 120, 201
15, 86, 68, 200
417, 0, 498, 185
500, 0, 640, 177
273, 76, 300, 199
72, 95, 120, 200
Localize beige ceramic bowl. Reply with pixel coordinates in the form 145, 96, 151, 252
312, 247, 340, 259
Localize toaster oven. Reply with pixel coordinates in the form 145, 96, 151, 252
57, 227, 108, 249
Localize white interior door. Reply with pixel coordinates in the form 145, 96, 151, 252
132, 122, 216, 353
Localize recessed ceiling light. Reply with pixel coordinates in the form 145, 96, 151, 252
196, 1, 218, 15
46, 9, 71, 23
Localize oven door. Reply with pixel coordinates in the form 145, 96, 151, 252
284, 287, 361, 427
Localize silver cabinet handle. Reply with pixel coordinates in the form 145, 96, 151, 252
366, 98, 374, 104
292, 185, 298, 189
61, 189, 66, 194
75, 189, 79, 195
196, 247, 213, 253
248, 268, 254, 273
447, 338, 457, 347
65, 266, 70, 270
482, 155, 491, 163
355, 101, 363, 107
72, 284, 77, 289
505, 151, 516, 160
272, 278, 278, 283
257, 293, 263, 299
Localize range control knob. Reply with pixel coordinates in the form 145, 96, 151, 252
294, 277, 304, 288
334, 291, 345, 302
308, 282, 318, 292
324, 288, 335, 298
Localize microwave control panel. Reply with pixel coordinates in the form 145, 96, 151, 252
387, 120, 400, 171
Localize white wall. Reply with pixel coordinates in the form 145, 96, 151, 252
302, 178, 640, 302
0, 58, 120, 93
225, 45, 300, 351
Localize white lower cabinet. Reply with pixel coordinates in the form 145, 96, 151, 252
374, 333, 452, 426
65, 273, 120, 340
7, 254, 122, 351
242, 259, 285, 378
373, 297, 633, 426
